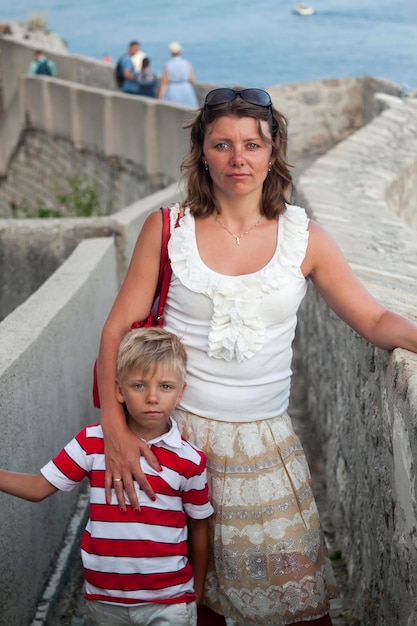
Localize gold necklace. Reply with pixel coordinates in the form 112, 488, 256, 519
215, 214, 262, 245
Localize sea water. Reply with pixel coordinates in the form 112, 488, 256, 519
2, 0, 417, 89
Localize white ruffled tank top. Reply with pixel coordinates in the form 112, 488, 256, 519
164, 203, 309, 422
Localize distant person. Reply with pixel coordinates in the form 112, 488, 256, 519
137, 56, 158, 98
131, 41, 147, 73
116, 41, 141, 94
158, 41, 198, 107
28, 50, 56, 76
102, 54, 112, 63
0, 327, 213, 626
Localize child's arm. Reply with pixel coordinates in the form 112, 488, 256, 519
0, 470, 58, 502
187, 517, 209, 604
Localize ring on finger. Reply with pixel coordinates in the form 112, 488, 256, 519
113, 478, 123, 482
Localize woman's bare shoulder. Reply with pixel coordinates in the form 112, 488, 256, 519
302, 219, 338, 277
133, 209, 166, 248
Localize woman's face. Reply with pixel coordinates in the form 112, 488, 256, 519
202, 115, 273, 200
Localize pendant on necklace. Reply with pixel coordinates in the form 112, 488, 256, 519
215, 214, 262, 245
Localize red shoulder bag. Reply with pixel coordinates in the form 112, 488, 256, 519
92, 206, 172, 408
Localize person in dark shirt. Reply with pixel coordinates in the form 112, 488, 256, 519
28, 50, 57, 76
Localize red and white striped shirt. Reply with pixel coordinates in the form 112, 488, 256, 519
41, 418, 213, 605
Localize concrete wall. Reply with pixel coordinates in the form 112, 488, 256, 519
0, 128, 172, 218
18, 76, 191, 181
0, 237, 117, 626
0, 36, 115, 108
0, 186, 180, 626
0, 36, 116, 173
268, 75, 402, 160
0, 181, 180, 322
295, 96, 417, 626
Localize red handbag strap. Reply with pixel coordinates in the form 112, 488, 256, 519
155, 206, 171, 292
154, 206, 173, 323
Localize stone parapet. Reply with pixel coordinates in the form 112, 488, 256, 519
0, 235, 117, 626
0, 180, 179, 321
295, 95, 417, 625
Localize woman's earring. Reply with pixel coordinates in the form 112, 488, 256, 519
268, 162, 272, 172
204, 161, 209, 171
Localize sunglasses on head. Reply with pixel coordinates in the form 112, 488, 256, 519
203, 88, 272, 109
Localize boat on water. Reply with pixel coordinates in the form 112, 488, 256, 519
292, 3, 315, 15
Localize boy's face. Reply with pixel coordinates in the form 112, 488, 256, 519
116, 364, 185, 441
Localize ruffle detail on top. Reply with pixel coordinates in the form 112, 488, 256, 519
168, 203, 309, 363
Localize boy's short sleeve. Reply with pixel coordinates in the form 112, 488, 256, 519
40, 425, 100, 491
181, 451, 214, 519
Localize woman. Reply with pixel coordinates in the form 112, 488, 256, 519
158, 41, 198, 107
97, 88, 417, 625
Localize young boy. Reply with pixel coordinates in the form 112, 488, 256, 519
0, 327, 213, 626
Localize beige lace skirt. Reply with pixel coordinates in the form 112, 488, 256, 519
174, 409, 338, 626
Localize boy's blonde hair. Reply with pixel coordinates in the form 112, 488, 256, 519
117, 327, 187, 382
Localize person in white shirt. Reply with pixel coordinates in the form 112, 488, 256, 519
131, 41, 147, 73
97, 87, 417, 626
